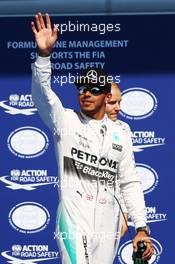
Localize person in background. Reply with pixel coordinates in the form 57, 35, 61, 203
106, 83, 132, 238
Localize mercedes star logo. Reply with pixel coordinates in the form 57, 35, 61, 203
86, 70, 98, 81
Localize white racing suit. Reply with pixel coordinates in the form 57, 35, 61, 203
32, 56, 146, 264
116, 120, 132, 214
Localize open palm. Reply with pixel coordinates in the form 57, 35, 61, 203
31, 13, 58, 56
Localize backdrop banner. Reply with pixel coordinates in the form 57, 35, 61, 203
0, 14, 174, 264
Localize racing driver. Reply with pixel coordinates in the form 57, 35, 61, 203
31, 12, 153, 264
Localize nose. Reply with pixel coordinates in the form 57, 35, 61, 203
84, 90, 91, 96
115, 102, 120, 111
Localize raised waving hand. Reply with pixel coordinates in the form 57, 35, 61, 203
31, 12, 58, 56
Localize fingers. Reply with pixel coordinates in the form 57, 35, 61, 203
133, 240, 138, 252
53, 24, 59, 32
133, 233, 154, 260
45, 13, 51, 29
32, 13, 53, 34
34, 12, 49, 32
31, 12, 58, 47
52, 24, 59, 38
35, 14, 42, 31
38, 12, 46, 29
31, 21, 37, 35
142, 241, 154, 260
143, 247, 154, 260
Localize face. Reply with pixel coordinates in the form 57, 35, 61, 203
78, 85, 111, 119
106, 86, 122, 121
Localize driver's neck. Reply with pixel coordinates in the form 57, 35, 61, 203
81, 110, 105, 120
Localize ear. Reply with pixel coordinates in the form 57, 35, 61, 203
105, 93, 112, 103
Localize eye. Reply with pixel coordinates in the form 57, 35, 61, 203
91, 87, 100, 94
78, 86, 87, 94
108, 101, 116, 105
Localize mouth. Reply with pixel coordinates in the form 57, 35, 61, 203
110, 113, 117, 116
111, 111, 119, 116
82, 100, 94, 105
108, 113, 118, 120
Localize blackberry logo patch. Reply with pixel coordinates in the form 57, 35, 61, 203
112, 143, 123, 152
